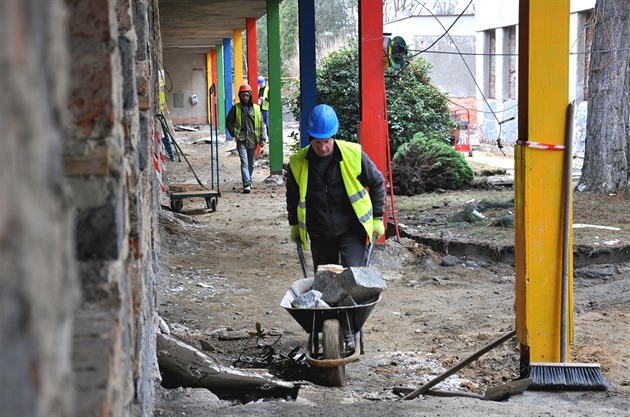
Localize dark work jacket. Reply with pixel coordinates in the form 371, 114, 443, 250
286, 142, 385, 238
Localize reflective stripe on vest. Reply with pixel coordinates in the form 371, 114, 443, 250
234, 103, 263, 139
289, 140, 375, 249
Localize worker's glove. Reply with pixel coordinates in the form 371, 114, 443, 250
290, 225, 300, 242
373, 218, 385, 239
258, 98, 263, 105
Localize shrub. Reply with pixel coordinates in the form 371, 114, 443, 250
286, 42, 454, 153
391, 132, 474, 195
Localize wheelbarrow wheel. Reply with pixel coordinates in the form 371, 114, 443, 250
322, 319, 345, 386
205, 196, 218, 212
170, 198, 183, 213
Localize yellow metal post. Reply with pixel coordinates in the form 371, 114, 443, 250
516, 0, 572, 365
233, 29, 243, 100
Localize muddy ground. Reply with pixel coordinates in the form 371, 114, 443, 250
153, 125, 630, 416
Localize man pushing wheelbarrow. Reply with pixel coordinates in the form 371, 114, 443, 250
283, 104, 387, 386
285, 103, 386, 284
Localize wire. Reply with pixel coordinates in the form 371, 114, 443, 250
413, 0, 507, 154
410, 0, 474, 58
164, 69, 173, 92
407, 48, 630, 57
403, 59, 517, 115
586, 8, 613, 72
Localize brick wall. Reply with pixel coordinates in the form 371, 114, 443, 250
0, 0, 163, 415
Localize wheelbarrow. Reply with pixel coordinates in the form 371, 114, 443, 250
280, 239, 381, 386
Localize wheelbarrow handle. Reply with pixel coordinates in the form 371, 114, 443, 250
296, 240, 309, 278
364, 233, 377, 267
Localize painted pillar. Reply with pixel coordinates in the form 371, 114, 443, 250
246, 18, 259, 104
298, 0, 316, 148
233, 29, 244, 92
358, 0, 388, 237
223, 37, 233, 105
211, 49, 218, 127
515, 0, 571, 366
206, 52, 212, 123
267, 0, 283, 173
216, 44, 226, 132
223, 38, 233, 136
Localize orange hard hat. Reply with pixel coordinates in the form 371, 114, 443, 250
238, 84, 252, 94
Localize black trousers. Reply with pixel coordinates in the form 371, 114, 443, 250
309, 228, 366, 274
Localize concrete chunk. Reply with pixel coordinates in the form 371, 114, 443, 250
313, 265, 386, 305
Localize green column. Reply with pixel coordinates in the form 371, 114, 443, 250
216, 44, 226, 132
267, 0, 283, 174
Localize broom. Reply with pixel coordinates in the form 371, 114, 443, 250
528, 102, 608, 391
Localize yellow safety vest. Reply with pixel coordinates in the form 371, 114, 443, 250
260, 85, 270, 111
234, 103, 263, 142
289, 140, 374, 249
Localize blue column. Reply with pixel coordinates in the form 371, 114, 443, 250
298, 0, 316, 148
223, 37, 233, 138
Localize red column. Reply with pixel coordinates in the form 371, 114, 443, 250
359, 0, 388, 235
246, 18, 259, 104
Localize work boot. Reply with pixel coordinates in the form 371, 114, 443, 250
243, 185, 251, 194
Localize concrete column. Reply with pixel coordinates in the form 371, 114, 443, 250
223, 38, 233, 125
515, 0, 571, 366
267, 0, 283, 173
246, 18, 259, 104
216, 44, 226, 132
495, 28, 505, 102
233, 29, 244, 90
211, 52, 214, 124
358, 0, 388, 225
298, 0, 317, 148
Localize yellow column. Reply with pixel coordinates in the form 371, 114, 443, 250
233, 29, 243, 100
515, 0, 572, 363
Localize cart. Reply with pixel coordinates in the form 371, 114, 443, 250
280, 240, 381, 386
161, 85, 221, 213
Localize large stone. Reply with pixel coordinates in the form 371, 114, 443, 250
312, 265, 386, 306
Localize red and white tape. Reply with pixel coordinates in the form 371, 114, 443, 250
153, 129, 167, 193
153, 153, 167, 192
517, 140, 565, 150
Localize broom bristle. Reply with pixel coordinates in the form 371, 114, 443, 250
528, 363, 609, 391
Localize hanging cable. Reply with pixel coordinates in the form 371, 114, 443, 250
413, 0, 508, 154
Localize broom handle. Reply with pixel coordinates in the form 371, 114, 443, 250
560, 102, 575, 362
402, 330, 516, 400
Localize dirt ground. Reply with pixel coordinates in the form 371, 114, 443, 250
153, 123, 630, 416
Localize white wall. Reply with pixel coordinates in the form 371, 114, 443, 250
384, 14, 477, 97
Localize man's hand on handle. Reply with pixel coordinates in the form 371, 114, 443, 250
290, 225, 300, 242
373, 218, 385, 239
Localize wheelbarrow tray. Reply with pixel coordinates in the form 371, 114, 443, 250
281, 294, 381, 335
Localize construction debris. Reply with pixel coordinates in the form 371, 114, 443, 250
156, 318, 294, 393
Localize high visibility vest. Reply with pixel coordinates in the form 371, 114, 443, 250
289, 140, 375, 249
234, 103, 263, 142
260, 85, 269, 111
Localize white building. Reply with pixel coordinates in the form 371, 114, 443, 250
384, 0, 596, 155
475, 0, 596, 154
384, 13, 477, 98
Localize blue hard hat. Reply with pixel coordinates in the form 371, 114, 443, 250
257, 76, 265, 86
306, 104, 339, 139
